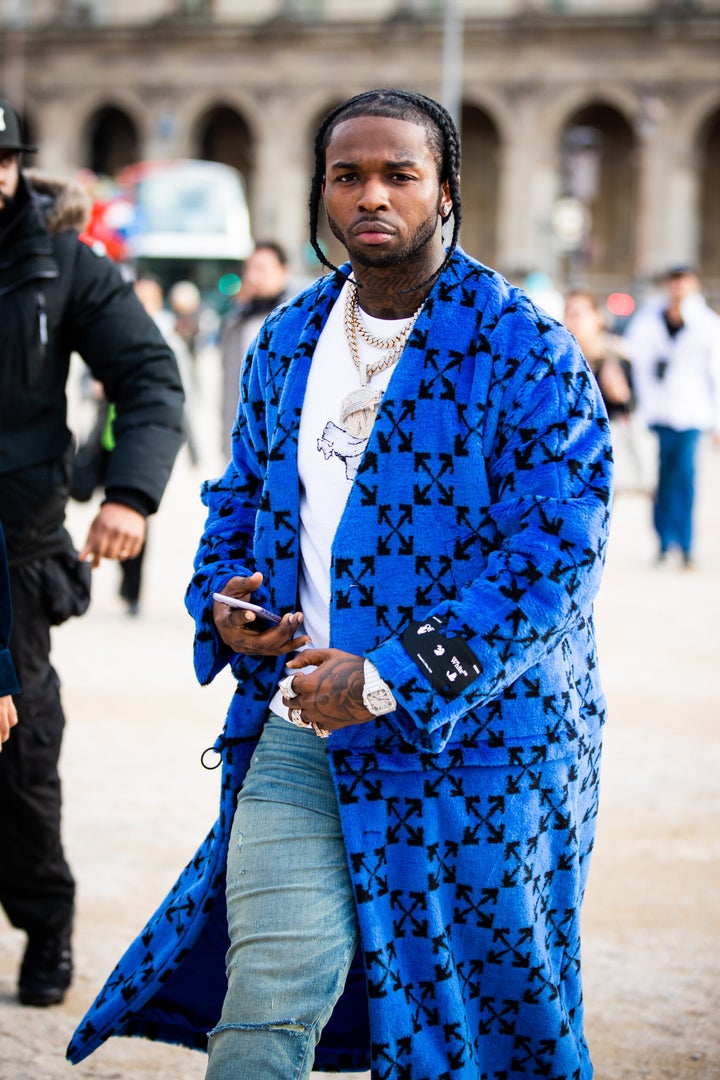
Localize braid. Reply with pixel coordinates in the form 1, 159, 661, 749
309, 107, 344, 278
308, 89, 462, 289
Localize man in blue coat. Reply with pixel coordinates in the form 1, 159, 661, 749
69, 89, 612, 1078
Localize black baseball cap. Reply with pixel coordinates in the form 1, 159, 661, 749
0, 98, 36, 153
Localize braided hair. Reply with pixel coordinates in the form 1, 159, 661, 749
308, 89, 462, 290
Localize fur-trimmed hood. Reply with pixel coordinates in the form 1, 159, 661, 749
24, 168, 92, 236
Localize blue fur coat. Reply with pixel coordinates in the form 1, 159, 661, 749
68, 250, 612, 1077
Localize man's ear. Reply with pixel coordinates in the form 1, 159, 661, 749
439, 178, 452, 220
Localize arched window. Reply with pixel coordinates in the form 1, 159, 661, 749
197, 105, 254, 200
560, 103, 637, 283
698, 108, 720, 282
87, 106, 139, 178
459, 104, 500, 267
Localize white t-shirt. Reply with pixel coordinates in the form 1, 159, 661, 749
269, 280, 415, 718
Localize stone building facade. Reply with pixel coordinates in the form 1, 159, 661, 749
2, 0, 719, 303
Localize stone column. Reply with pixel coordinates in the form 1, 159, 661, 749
249, 93, 313, 272
663, 140, 700, 271
143, 104, 187, 162
634, 95, 668, 285
496, 92, 559, 281
32, 95, 86, 176
635, 95, 698, 282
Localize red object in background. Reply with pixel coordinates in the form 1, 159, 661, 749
606, 292, 636, 318
80, 196, 136, 262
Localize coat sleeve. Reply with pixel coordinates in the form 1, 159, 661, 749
184, 333, 269, 687
368, 322, 613, 739
184, 283, 328, 690
63, 236, 185, 514
0, 525, 19, 698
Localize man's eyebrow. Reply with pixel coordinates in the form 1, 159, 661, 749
328, 157, 420, 171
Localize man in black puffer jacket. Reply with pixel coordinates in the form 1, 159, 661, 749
0, 520, 20, 750
0, 98, 185, 1006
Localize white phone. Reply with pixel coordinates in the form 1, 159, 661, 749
212, 593, 283, 625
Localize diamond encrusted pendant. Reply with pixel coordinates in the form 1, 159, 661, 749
339, 284, 425, 440
339, 385, 384, 439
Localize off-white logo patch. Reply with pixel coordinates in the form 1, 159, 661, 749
401, 615, 482, 699
0, 109, 6, 132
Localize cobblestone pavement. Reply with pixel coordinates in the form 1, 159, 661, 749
1, 348, 718, 1078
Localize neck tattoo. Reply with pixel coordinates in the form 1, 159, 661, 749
340, 285, 424, 439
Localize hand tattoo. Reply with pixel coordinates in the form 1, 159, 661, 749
311, 656, 367, 726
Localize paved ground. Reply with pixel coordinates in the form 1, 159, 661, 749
1, 348, 719, 1078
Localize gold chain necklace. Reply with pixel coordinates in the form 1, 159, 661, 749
343, 286, 424, 384
340, 286, 424, 439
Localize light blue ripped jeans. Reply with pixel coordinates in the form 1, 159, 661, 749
205, 712, 360, 1080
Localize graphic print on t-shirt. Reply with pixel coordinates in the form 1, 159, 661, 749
304, 282, 415, 482
316, 420, 369, 480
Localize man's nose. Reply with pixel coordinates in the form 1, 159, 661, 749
357, 179, 390, 211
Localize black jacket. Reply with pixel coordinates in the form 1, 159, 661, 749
0, 522, 19, 696
0, 172, 185, 562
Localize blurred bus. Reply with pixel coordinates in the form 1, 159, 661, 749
84, 159, 253, 307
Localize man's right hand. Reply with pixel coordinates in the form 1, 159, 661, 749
80, 502, 147, 568
0, 695, 18, 749
213, 572, 310, 657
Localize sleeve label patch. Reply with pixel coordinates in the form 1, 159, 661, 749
401, 616, 482, 699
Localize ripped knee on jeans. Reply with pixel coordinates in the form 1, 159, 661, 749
208, 1019, 309, 1039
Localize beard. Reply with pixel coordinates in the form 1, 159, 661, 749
326, 208, 440, 269
0, 189, 17, 219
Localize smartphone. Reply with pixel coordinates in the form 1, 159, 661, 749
212, 592, 283, 626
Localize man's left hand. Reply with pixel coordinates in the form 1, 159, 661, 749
0, 695, 18, 748
282, 648, 373, 734
80, 503, 147, 568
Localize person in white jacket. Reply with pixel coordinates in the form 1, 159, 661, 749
624, 266, 720, 566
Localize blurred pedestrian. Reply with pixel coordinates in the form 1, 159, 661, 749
0, 97, 184, 1007
564, 289, 654, 494
169, 278, 202, 362
135, 273, 200, 466
69, 88, 612, 1080
0, 521, 20, 752
624, 266, 720, 566
112, 272, 202, 614
564, 290, 634, 415
70, 274, 199, 615
220, 241, 290, 457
